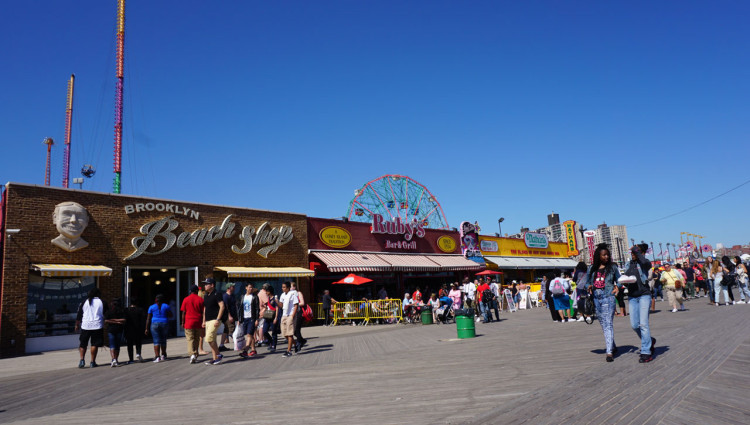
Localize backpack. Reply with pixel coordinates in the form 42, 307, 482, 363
550, 278, 566, 295
482, 289, 494, 303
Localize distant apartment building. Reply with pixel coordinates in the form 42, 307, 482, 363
593, 223, 629, 265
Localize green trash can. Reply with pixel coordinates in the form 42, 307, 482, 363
421, 309, 433, 325
456, 315, 476, 339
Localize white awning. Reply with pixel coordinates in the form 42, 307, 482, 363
310, 251, 392, 272
214, 267, 315, 278
484, 256, 576, 270
31, 264, 112, 277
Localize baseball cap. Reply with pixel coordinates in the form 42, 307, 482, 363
225, 282, 235, 288
201, 277, 216, 285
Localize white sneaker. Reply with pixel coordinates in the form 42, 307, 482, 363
160, 355, 166, 361
577, 317, 585, 322
732, 301, 736, 305
153, 357, 161, 363
111, 360, 117, 368
737, 301, 746, 304
189, 354, 197, 364
671, 308, 678, 313
136, 354, 143, 363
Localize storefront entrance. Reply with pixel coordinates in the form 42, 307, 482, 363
124, 266, 198, 337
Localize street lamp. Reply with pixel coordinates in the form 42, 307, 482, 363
671, 243, 678, 261
498, 217, 504, 236
666, 243, 671, 261
614, 235, 623, 266
650, 242, 655, 262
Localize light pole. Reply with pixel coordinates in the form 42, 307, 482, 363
671, 243, 678, 262
666, 243, 671, 261
659, 243, 663, 262
498, 217, 504, 236
614, 235, 623, 266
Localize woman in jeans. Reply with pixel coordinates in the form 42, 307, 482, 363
145, 294, 173, 362
733, 256, 750, 303
711, 258, 731, 306
584, 244, 621, 362
622, 244, 656, 363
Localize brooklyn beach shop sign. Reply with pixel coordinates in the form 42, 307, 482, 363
125, 214, 294, 260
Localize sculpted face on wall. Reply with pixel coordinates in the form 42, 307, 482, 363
51, 202, 89, 252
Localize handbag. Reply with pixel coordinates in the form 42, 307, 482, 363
263, 308, 276, 320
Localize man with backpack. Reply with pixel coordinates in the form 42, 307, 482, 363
477, 279, 495, 323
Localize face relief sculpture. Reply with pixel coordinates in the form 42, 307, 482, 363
51, 202, 90, 252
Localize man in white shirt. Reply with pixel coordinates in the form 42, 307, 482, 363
278, 282, 298, 358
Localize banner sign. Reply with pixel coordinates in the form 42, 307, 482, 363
584, 230, 596, 263
460, 221, 485, 265
563, 220, 579, 256
523, 232, 549, 249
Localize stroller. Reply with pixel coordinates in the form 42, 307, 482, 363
435, 297, 454, 324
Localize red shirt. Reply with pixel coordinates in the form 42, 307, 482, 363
180, 293, 204, 329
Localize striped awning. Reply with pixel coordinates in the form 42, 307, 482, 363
484, 256, 577, 270
214, 267, 315, 278
377, 253, 441, 271
310, 251, 392, 272
32, 264, 112, 277
426, 255, 484, 271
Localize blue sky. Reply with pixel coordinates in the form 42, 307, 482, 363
2, 1, 749, 249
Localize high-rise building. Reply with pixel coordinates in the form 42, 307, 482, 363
547, 212, 560, 226
593, 222, 629, 265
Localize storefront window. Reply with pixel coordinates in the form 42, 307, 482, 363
26, 274, 97, 338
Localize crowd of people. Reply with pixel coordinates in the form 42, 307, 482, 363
76, 277, 310, 368
536, 243, 750, 364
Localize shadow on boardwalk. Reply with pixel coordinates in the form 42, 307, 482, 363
1, 300, 748, 424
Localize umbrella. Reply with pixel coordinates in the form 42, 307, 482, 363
476, 270, 503, 275
332, 273, 373, 285
741, 254, 750, 262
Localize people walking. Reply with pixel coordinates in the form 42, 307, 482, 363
659, 263, 684, 312
202, 277, 226, 365
124, 298, 146, 364
584, 244, 621, 362
262, 286, 281, 352
219, 282, 237, 352
145, 294, 172, 362
238, 283, 259, 359
180, 284, 205, 364
711, 258, 731, 306
542, 274, 563, 322
623, 244, 656, 363
549, 272, 572, 322
104, 298, 126, 367
75, 288, 106, 368
291, 282, 307, 352
279, 281, 298, 358
733, 256, 750, 303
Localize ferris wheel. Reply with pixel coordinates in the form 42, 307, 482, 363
346, 174, 450, 230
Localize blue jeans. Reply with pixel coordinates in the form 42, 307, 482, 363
707, 279, 715, 302
737, 277, 750, 301
714, 276, 730, 304
150, 322, 168, 346
108, 331, 123, 350
628, 294, 652, 355
480, 302, 492, 322
593, 291, 616, 354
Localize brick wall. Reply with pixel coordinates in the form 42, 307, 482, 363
0, 183, 309, 357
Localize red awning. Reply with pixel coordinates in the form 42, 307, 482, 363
310, 251, 392, 272
377, 253, 441, 271
425, 255, 484, 271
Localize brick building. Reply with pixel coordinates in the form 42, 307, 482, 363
0, 183, 310, 357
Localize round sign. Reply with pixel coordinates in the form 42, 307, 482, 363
319, 226, 352, 249
437, 235, 457, 253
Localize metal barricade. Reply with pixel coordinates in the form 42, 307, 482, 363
331, 299, 403, 326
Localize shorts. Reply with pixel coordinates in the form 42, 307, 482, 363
281, 316, 295, 337
241, 319, 256, 336
222, 318, 235, 335
257, 317, 265, 333
205, 320, 220, 343
79, 328, 104, 348
108, 331, 124, 350
150, 322, 168, 345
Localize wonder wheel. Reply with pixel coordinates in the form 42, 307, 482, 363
346, 175, 450, 229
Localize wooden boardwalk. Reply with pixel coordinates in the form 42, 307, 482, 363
1, 299, 748, 424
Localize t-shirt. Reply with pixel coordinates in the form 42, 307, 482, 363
684, 267, 695, 281
477, 283, 491, 301
660, 270, 682, 288
242, 294, 255, 319
322, 294, 332, 308
77, 298, 105, 330
448, 289, 462, 307
222, 292, 236, 321
279, 291, 298, 317
593, 271, 606, 290
105, 308, 126, 333
203, 290, 223, 321
125, 306, 146, 334
466, 283, 476, 300
148, 303, 171, 323
180, 293, 204, 329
